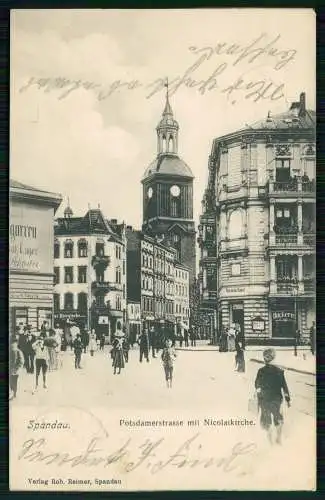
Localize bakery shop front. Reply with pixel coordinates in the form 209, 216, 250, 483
9, 180, 62, 334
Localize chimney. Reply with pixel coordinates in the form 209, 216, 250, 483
300, 92, 306, 116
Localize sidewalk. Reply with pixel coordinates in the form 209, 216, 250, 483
249, 350, 316, 376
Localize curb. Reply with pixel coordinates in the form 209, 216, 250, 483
250, 358, 315, 377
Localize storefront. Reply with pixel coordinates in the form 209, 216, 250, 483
9, 180, 62, 335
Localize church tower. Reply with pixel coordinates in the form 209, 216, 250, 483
142, 84, 196, 285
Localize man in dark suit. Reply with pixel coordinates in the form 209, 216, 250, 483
139, 328, 150, 363
255, 348, 291, 445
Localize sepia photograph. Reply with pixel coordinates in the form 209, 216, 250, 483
9, 8, 316, 491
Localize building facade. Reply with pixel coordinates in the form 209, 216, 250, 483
141, 91, 196, 287
9, 180, 62, 333
127, 301, 141, 344
126, 228, 189, 332
174, 262, 190, 330
199, 93, 315, 344
53, 206, 127, 338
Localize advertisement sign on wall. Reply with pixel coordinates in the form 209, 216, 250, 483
10, 202, 54, 274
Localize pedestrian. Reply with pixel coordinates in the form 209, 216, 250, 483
73, 333, 83, 369
46, 330, 58, 371
112, 326, 125, 374
89, 329, 97, 356
235, 341, 245, 373
227, 325, 236, 352
149, 326, 157, 358
24, 331, 36, 373
184, 328, 189, 347
9, 337, 24, 399
32, 337, 50, 393
81, 327, 89, 353
54, 325, 62, 369
235, 325, 245, 350
254, 348, 291, 445
310, 321, 316, 355
161, 338, 177, 388
178, 324, 184, 348
189, 328, 196, 347
99, 333, 105, 351
139, 327, 150, 363
123, 336, 130, 363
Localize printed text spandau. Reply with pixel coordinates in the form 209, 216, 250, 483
18, 434, 257, 476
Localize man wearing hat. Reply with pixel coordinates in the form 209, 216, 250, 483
254, 348, 291, 445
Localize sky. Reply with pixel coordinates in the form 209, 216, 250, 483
11, 9, 315, 228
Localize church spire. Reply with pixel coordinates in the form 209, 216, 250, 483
156, 78, 179, 156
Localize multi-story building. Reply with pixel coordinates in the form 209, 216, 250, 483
174, 262, 190, 331
126, 227, 182, 331
9, 180, 62, 333
53, 206, 127, 339
199, 92, 315, 344
127, 301, 141, 344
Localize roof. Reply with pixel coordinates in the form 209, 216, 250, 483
142, 154, 194, 180
55, 208, 124, 242
248, 109, 315, 130
10, 179, 62, 210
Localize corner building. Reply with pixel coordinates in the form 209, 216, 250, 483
200, 93, 315, 344
141, 92, 196, 286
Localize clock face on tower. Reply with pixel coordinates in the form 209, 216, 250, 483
170, 185, 180, 197
147, 187, 153, 199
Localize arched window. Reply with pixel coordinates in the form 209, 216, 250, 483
96, 238, 105, 257
168, 135, 174, 152
78, 239, 88, 258
78, 292, 88, 313
162, 135, 167, 152
64, 239, 74, 258
54, 239, 60, 259
64, 292, 74, 310
228, 209, 244, 239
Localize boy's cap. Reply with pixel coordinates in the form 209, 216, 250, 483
263, 348, 276, 362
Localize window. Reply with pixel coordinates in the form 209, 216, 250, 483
228, 209, 244, 239
78, 292, 87, 312
171, 198, 180, 217
116, 245, 121, 259
78, 266, 87, 283
231, 263, 241, 276
78, 239, 88, 258
53, 293, 60, 312
64, 240, 74, 258
64, 292, 74, 310
54, 267, 60, 284
64, 266, 73, 283
275, 159, 291, 182
123, 260, 125, 275
54, 240, 60, 259
96, 242, 105, 257
96, 294, 105, 308
123, 284, 125, 299
116, 266, 121, 284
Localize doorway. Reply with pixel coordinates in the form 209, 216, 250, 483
231, 303, 244, 334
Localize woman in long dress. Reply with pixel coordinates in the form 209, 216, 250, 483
88, 329, 97, 357
112, 330, 125, 375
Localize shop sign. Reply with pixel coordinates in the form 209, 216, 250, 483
273, 311, 295, 321
98, 316, 109, 325
10, 203, 54, 274
225, 287, 245, 294
252, 316, 265, 331
10, 292, 53, 301
54, 311, 87, 320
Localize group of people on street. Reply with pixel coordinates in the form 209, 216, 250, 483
219, 324, 245, 353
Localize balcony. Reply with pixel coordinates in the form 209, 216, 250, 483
267, 231, 315, 252
91, 281, 111, 294
275, 234, 297, 245
91, 255, 110, 269
268, 178, 315, 198
202, 290, 217, 302
270, 279, 315, 296
303, 233, 316, 247
303, 278, 316, 294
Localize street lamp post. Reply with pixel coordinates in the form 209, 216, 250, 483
292, 279, 298, 357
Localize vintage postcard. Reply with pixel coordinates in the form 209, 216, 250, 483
9, 9, 316, 491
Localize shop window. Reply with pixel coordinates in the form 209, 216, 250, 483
54, 240, 60, 259
64, 293, 74, 310
53, 293, 60, 312
78, 266, 87, 283
54, 267, 60, 284
231, 263, 241, 276
78, 239, 88, 258
64, 240, 74, 258
64, 266, 73, 283
78, 292, 88, 313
